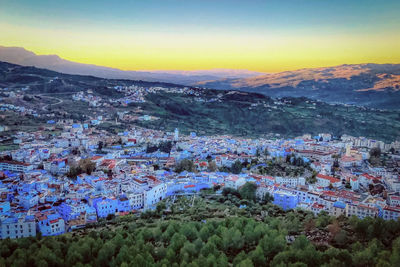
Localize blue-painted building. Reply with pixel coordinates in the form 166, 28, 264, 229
93, 197, 118, 218
117, 195, 131, 213
37, 212, 65, 236
0, 201, 10, 215
273, 191, 298, 211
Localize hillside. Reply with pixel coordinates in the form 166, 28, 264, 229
197, 64, 400, 109
1, 61, 400, 142
1, 194, 399, 267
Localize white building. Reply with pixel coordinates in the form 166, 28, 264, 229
0, 215, 36, 239
383, 206, 400, 221
316, 174, 341, 188
275, 176, 305, 187
0, 161, 33, 172
144, 183, 167, 209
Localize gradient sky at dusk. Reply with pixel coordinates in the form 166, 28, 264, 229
1, 0, 400, 72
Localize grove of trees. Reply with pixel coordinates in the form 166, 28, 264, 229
1, 213, 400, 267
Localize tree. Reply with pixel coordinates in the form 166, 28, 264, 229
370, 147, 381, 158
199, 226, 211, 242
231, 160, 243, 174
115, 245, 132, 266
66, 243, 84, 266
79, 158, 96, 175
180, 224, 198, 242
175, 159, 196, 173
239, 182, 257, 202
369, 147, 381, 166
159, 141, 173, 154
390, 237, 400, 266
98, 141, 103, 151
67, 166, 82, 179
238, 258, 254, 267
259, 192, 274, 204
156, 202, 166, 214
250, 246, 266, 266
207, 161, 218, 172
146, 145, 158, 153
222, 187, 240, 199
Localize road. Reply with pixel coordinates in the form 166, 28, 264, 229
36, 92, 74, 111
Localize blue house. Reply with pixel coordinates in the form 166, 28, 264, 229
0, 201, 10, 215
93, 198, 118, 218
273, 191, 298, 211
37, 212, 65, 236
117, 195, 131, 213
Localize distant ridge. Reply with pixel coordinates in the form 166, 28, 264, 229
197, 63, 400, 109
0, 46, 264, 85
1, 45, 399, 108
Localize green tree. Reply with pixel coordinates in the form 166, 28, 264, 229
175, 159, 196, 173
231, 160, 243, 174
250, 245, 266, 266
239, 182, 257, 201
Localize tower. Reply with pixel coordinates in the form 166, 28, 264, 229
345, 144, 351, 157
174, 128, 179, 141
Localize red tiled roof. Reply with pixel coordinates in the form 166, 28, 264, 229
317, 174, 340, 183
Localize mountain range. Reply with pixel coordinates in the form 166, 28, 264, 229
1, 45, 400, 109
0, 46, 263, 85
198, 64, 400, 109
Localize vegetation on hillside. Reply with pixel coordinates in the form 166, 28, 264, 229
1, 190, 400, 267
137, 92, 400, 142
1, 62, 400, 142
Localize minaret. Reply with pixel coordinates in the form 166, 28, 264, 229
174, 128, 179, 141
345, 144, 351, 157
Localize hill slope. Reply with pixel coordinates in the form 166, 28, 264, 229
1, 61, 400, 142
197, 64, 400, 109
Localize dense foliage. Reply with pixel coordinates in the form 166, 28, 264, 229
174, 159, 197, 173
146, 141, 173, 154
1, 194, 400, 267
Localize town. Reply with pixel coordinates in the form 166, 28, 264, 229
1, 119, 400, 240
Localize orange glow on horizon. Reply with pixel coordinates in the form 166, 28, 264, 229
1, 22, 400, 73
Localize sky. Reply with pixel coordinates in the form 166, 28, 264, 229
0, 0, 400, 72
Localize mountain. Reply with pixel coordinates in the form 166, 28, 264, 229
2, 46, 399, 109
1, 61, 400, 142
0, 46, 263, 84
197, 64, 400, 109
146, 69, 265, 79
